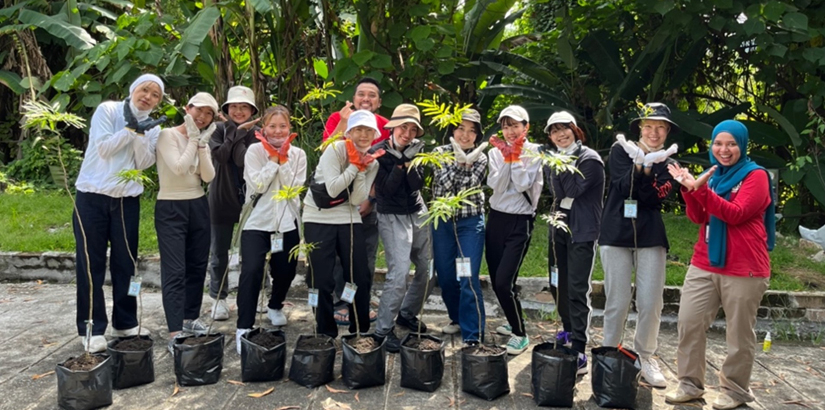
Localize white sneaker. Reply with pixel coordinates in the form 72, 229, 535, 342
210, 298, 230, 321
496, 324, 512, 335
641, 357, 667, 388
268, 308, 287, 326
81, 335, 107, 353
712, 393, 745, 410
442, 322, 460, 334
111, 326, 150, 337
236, 328, 251, 355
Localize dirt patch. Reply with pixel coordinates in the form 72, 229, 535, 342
464, 345, 505, 356
181, 335, 221, 346
345, 336, 379, 353
403, 337, 441, 351
296, 336, 334, 351
63, 354, 106, 371
248, 331, 285, 349
111, 338, 152, 351
783, 267, 825, 290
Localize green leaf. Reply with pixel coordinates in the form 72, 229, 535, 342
757, 104, 802, 148
409, 26, 431, 43
196, 61, 215, 85
174, 6, 220, 62
781, 167, 805, 185
107, 60, 133, 84
352, 50, 375, 67
762, 1, 785, 22
382, 91, 402, 108
436, 46, 453, 59
581, 31, 624, 86
742, 120, 786, 147
135, 46, 164, 66
409, 4, 429, 17
415, 38, 436, 52
250, 0, 273, 13
18, 9, 96, 50
313, 58, 329, 79
370, 54, 392, 69
803, 160, 825, 208
389, 24, 406, 39
766, 43, 788, 57
654, 0, 674, 15
81, 93, 102, 108
0, 70, 24, 94
783, 12, 808, 32
479, 84, 571, 108
742, 18, 765, 36
557, 37, 576, 70
802, 47, 825, 63
437, 60, 455, 75
708, 15, 726, 31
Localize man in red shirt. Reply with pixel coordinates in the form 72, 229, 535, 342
322, 77, 389, 326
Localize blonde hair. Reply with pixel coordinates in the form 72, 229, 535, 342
261, 105, 290, 127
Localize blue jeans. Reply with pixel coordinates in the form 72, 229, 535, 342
433, 214, 486, 342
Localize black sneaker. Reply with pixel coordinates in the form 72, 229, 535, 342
379, 331, 401, 353
396, 314, 427, 333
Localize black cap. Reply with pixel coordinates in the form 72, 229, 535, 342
630, 102, 679, 135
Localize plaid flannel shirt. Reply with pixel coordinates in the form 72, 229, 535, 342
432, 144, 487, 219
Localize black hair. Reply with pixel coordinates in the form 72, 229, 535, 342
356, 77, 382, 96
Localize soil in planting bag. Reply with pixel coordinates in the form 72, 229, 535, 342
56, 353, 113, 410
107, 336, 154, 389
341, 333, 386, 389
240, 328, 286, 382
591, 346, 642, 409
289, 334, 336, 388
173, 333, 225, 387
400, 333, 445, 392
531, 342, 578, 407
460, 345, 510, 400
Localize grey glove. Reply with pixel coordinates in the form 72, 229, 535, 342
402, 140, 424, 159
123, 98, 139, 131
135, 116, 166, 135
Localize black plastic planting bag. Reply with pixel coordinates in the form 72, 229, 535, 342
531, 343, 578, 407
341, 333, 386, 389
461, 345, 510, 400
289, 334, 336, 388
400, 333, 445, 392
591, 346, 642, 409
56, 354, 113, 410
107, 336, 154, 389
240, 328, 286, 382
173, 333, 225, 386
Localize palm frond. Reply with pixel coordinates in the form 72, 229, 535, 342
300, 82, 342, 103
272, 184, 307, 202
420, 187, 482, 229
408, 151, 455, 172
416, 96, 472, 130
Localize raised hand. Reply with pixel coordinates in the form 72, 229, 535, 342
465, 142, 489, 164
616, 133, 645, 165
255, 130, 278, 158
644, 143, 678, 167
135, 116, 166, 135
238, 117, 260, 131
184, 114, 200, 139
361, 148, 386, 169
402, 140, 424, 159
339, 101, 354, 121
122, 98, 139, 131
345, 139, 363, 167
507, 132, 526, 162
450, 137, 469, 164
198, 123, 216, 147
277, 133, 298, 163
667, 162, 694, 188
694, 165, 717, 190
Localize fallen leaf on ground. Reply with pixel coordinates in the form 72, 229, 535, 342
782, 400, 812, 408
325, 385, 348, 394
321, 398, 351, 409
354, 393, 359, 403
36, 280, 43, 285
32, 370, 55, 380
227, 380, 245, 385
394, 391, 405, 397
521, 393, 533, 398
171, 383, 180, 397
275, 407, 301, 410
446, 396, 456, 407
282, 301, 294, 307
248, 387, 274, 398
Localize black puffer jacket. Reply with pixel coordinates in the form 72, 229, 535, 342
544, 141, 605, 243
370, 139, 424, 215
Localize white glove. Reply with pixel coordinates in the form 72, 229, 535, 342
198, 123, 216, 147
643, 143, 678, 167
465, 142, 488, 164
616, 134, 645, 165
450, 137, 468, 164
184, 114, 200, 139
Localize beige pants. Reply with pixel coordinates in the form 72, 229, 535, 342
676, 265, 769, 403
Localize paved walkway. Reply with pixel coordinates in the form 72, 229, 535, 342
0, 281, 823, 410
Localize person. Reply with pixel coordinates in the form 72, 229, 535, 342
371, 104, 431, 352
207, 86, 260, 320
665, 120, 775, 410
155, 93, 218, 352
599, 102, 679, 387
322, 78, 389, 326
303, 110, 383, 338
431, 108, 488, 346
73, 74, 165, 352
485, 105, 543, 355
234, 106, 306, 353
543, 111, 604, 373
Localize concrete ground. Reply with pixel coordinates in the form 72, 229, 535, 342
1, 281, 823, 410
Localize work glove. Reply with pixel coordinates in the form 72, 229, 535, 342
402, 140, 424, 159
616, 134, 645, 165
184, 114, 201, 139
198, 123, 216, 147
277, 133, 298, 164
450, 138, 468, 164
643, 143, 678, 168
489, 135, 523, 163
346, 139, 385, 171
255, 130, 279, 158
123, 98, 140, 132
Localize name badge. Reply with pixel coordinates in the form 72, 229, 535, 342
623, 199, 638, 219
560, 197, 574, 210
456, 257, 471, 280
128, 276, 142, 297
341, 282, 358, 303
550, 266, 559, 287
307, 289, 319, 307
271, 232, 284, 253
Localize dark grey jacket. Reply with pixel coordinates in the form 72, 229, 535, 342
544, 141, 605, 243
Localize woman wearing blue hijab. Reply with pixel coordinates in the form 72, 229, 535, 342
665, 120, 775, 410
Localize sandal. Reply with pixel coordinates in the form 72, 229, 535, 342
334, 307, 350, 326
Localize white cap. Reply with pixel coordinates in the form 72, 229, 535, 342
498, 105, 529, 123
346, 110, 381, 141
221, 86, 258, 115
544, 111, 577, 133
187, 92, 219, 116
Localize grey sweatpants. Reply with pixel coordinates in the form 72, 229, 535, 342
375, 210, 433, 335
600, 245, 666, 359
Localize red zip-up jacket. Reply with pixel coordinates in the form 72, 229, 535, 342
682, 170, 771, 278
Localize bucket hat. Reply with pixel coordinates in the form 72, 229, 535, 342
347, 109, 381, 141
384, 104, 424, 137
630, 102, 679, 134
221, 86, 258, 116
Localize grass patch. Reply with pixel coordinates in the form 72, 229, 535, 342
1, 192, 822, 291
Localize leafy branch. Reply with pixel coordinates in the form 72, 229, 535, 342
419, 187, 482, 229
521, 149, 581, 178
115, 169, 156, 188
317, 131, 344, 152
22, 100, 86, 133
541, 212, 570, 234
300, 82, 342, 103
416, 96, 472, 130
272, 184, 307, 202
408, 150, 455, 172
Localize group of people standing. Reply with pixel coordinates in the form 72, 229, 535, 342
72, 73, 774, 410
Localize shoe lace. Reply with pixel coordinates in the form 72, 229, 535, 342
507, 335, 524, 347
643, 358, 662, 374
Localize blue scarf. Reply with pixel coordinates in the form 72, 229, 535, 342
705, 120, 776, 267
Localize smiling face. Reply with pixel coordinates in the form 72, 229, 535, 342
548, 123, 575, 149
130, 82, 162, 111
353, 83, 381, 112
262, 112, 290, 148
392, 122, 418, 148
227, 103, 254, 124
348, 125, 376, 151
640, 119, 670, 148
712, 132, 741, 166
500, 117, 528, 144
453, 120, 478, 149
185, 105, 215, 130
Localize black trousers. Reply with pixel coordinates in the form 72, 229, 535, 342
73, 191, 139, 336
236, 228, 300, 329
304, 222, 372, 338
485, 210, 534, 337
548, 227, 596, 353
155, 197, 211, 333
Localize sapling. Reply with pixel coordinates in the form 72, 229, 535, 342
289, 242, 319, 338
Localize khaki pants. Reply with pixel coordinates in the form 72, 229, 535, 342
676, 265, 769, 403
